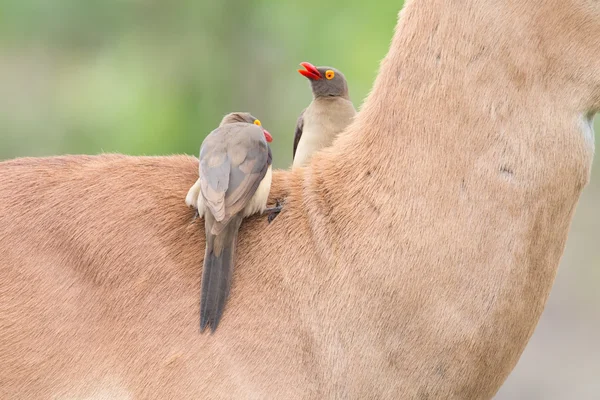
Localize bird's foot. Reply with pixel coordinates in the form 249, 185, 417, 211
265, 200, 283, 223
188, 208, 200, 224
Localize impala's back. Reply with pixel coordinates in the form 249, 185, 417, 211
0, 155, 204, 398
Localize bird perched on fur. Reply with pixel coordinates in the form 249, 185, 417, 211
185, 112, 277, 332
293, 62, 356, 167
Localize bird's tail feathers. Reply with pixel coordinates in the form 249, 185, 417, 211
200, 214, 243, 332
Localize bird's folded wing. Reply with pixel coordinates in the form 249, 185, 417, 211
224, 134, 270, 215
292, 109, 305, 160
200, 124, 269, 226
200, 137, 230, 222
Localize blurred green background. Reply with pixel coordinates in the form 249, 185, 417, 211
0, 1, 597, 398
0, 0, 401, 167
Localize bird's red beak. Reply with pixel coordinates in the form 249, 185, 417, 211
298, 62, 322, 80
263, 129, 273, 143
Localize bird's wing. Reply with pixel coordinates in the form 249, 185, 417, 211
292, 108, 305, 160
200, 124, 270, 226
223, 126, 270, 215
199, 131, 230, 222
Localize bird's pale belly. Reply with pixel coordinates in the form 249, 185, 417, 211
293, 127, 336, 168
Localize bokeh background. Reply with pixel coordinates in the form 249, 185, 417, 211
0, 1, 597, 398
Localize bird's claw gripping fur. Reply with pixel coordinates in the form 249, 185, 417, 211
265, 200, 283, 223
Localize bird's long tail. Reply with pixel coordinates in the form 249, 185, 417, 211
200, 214, 243, 333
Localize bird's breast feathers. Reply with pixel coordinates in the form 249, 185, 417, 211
293, 98, 356, 167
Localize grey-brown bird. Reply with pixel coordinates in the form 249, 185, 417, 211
293, 62, 356, 168
185, 112, 275, 332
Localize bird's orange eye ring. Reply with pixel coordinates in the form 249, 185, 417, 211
325, 70, 335, 80
254, 119, 262, 126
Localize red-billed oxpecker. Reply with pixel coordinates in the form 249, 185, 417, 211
185, 112, 278, 332
293, 62, 356, 167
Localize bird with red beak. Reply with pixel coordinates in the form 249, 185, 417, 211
185, 112, 280, 332
293, 62, 356, 167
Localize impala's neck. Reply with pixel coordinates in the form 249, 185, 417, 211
328, 0, 599, 173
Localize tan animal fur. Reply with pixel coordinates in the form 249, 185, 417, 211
0, 0, 598, 398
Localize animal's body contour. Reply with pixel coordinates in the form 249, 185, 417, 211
0, 0, 598, 398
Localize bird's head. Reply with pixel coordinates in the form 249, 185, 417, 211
219, 112, 272, 143
298, 62, 349, 99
